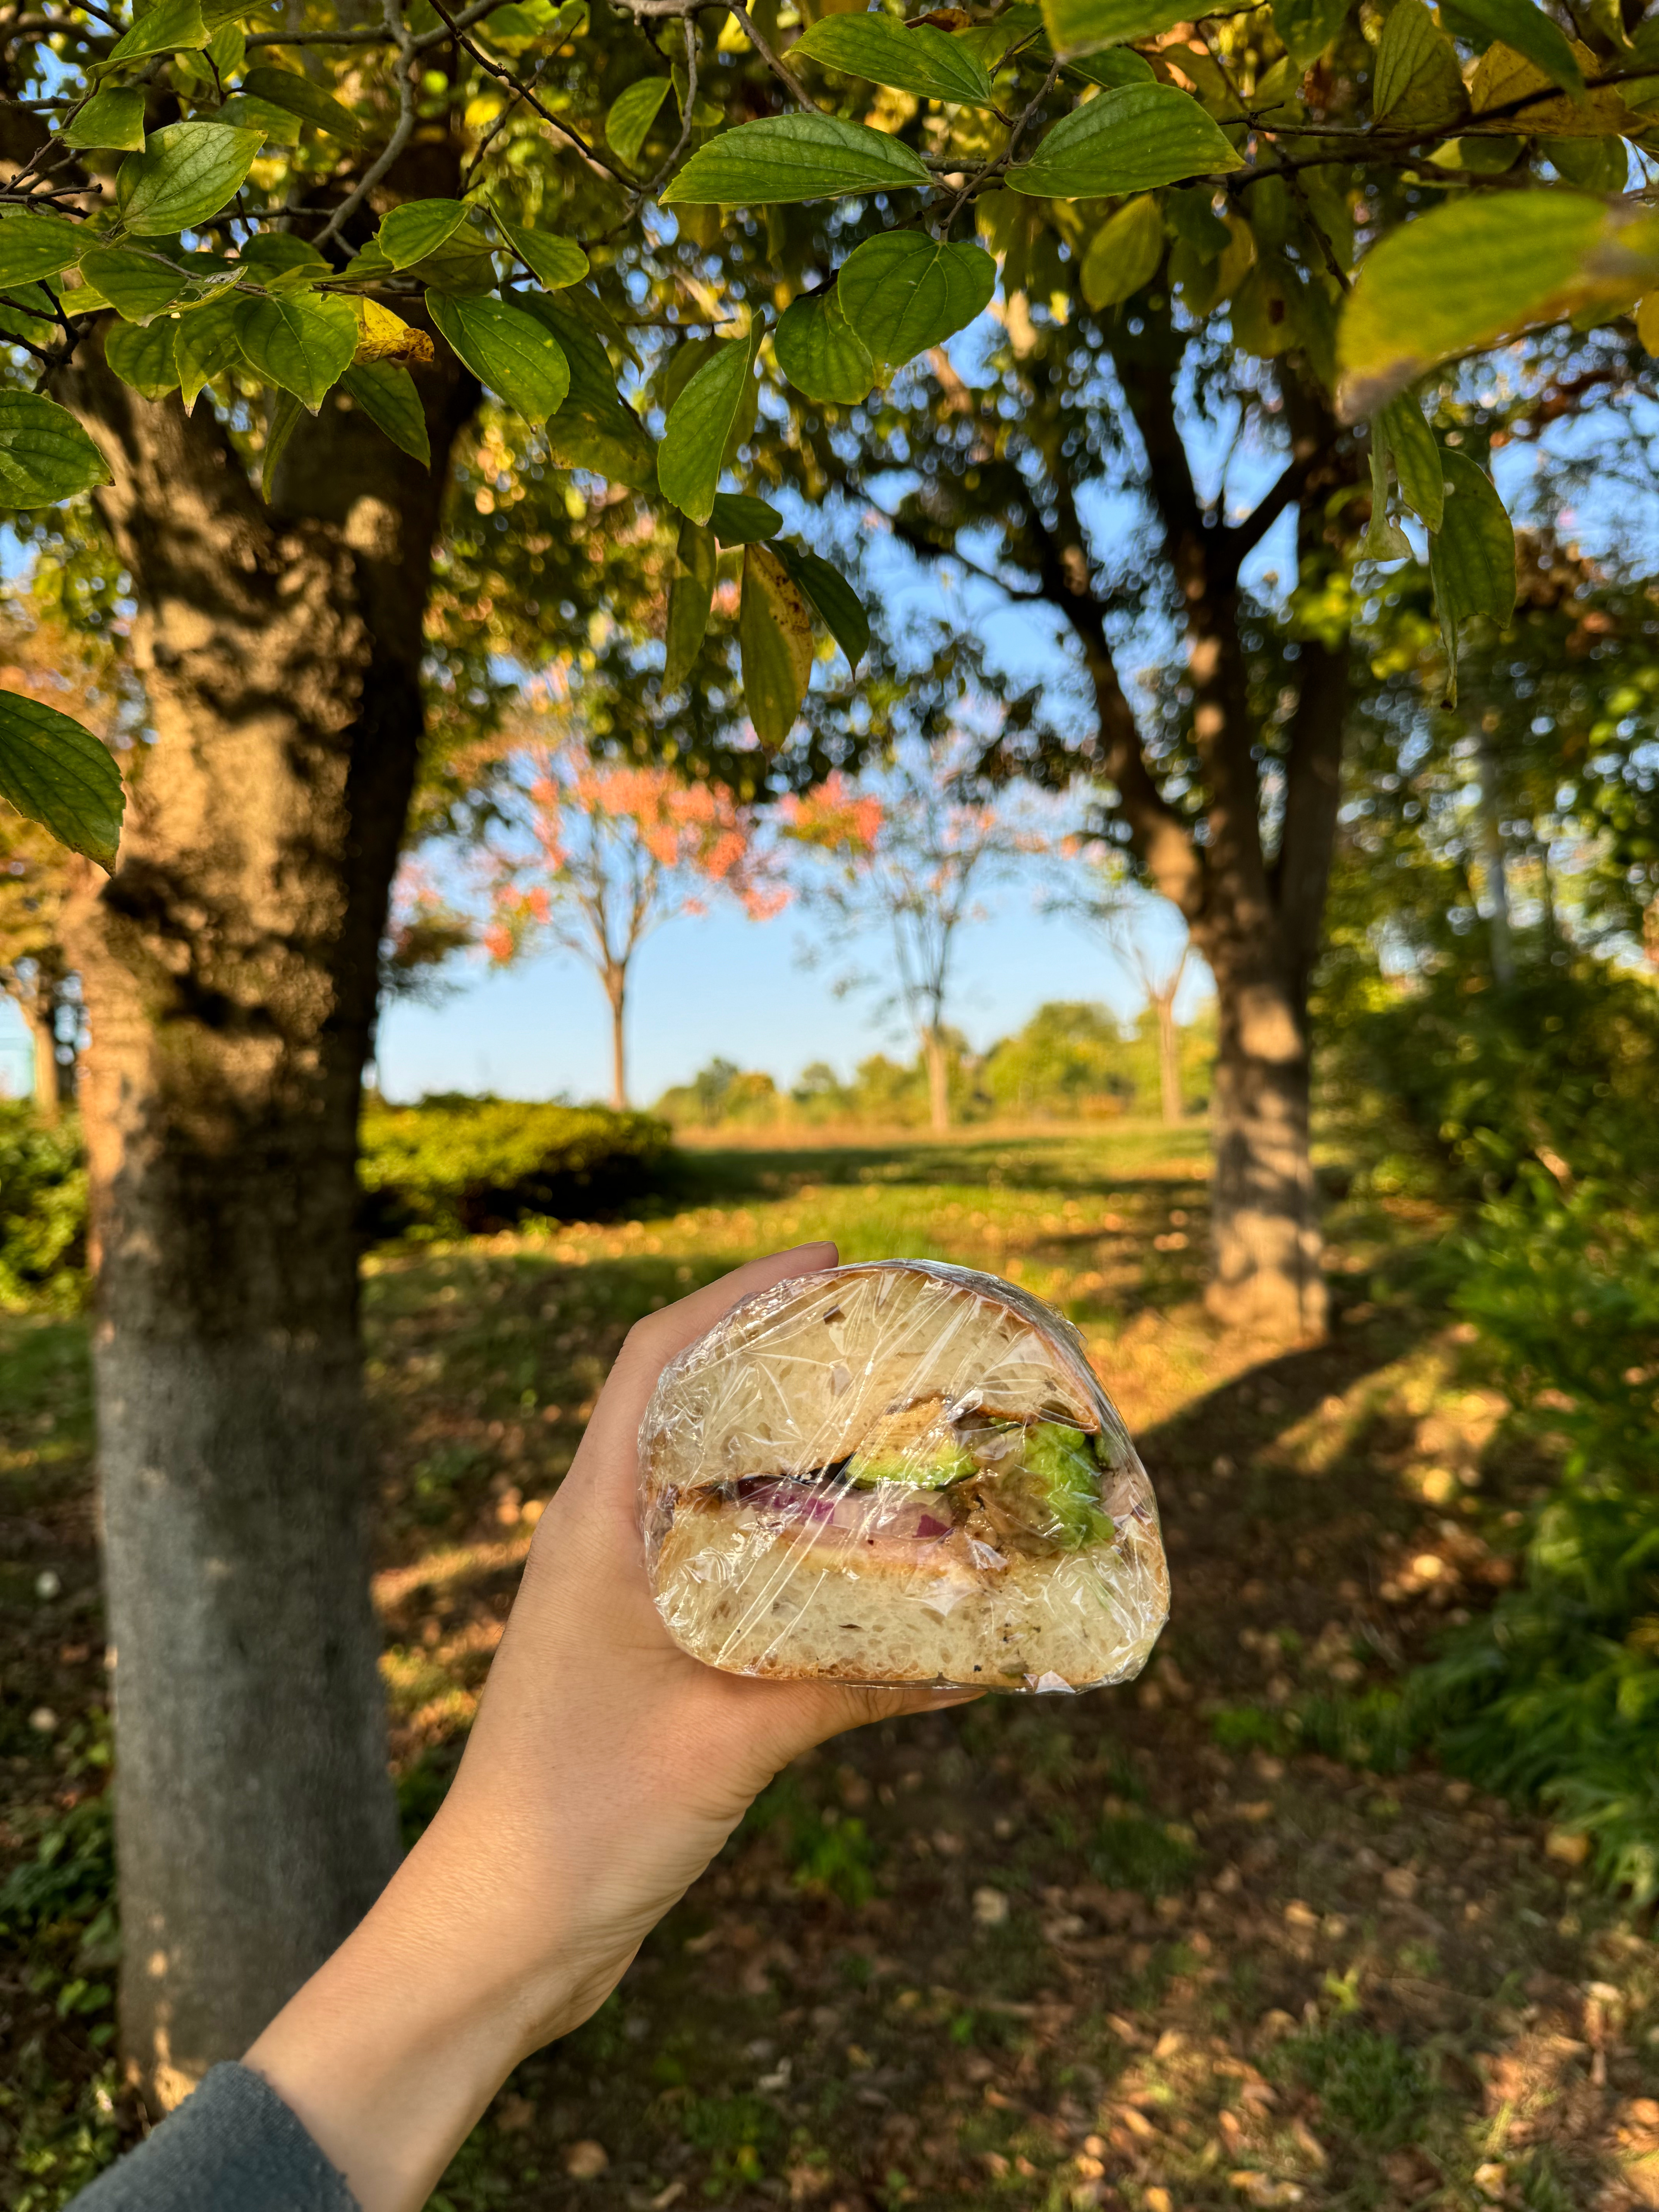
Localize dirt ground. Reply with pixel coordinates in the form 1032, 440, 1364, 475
4, 1128, 1658, 2210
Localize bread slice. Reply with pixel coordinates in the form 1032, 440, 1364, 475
640, 1261, 1168, 1691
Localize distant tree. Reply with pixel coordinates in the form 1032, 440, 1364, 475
483, 733, 787, 1111
656, 1058, 782, 1130
982, 1001, 1133, 1122
783, 756, 1047, 1135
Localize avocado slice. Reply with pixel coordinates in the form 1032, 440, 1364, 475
844, 1437, 974, 1489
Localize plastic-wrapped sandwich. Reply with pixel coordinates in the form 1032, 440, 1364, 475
639, 1260, 1169, 1691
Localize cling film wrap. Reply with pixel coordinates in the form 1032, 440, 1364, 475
639, 1260, 1169, 1692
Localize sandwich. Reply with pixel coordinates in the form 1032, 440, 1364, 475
639, 1260, 1168, 1690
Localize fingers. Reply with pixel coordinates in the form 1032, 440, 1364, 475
587, 1242, 840, 1452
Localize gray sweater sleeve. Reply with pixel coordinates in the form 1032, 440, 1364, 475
68, 2062, 360, 2212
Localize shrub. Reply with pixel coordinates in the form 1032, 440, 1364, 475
0, 1104, 86, 1309
359, 1095, 674, 1239
1417, 1173, 1659, 1899
1332, 960, 1659, 1201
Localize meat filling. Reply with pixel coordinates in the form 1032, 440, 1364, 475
678, 1405, 1118, 1568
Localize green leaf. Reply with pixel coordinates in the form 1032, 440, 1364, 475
1379, 392, 1443, 530
1271, 0, 1348, 67
234, 291, 358, 409
776, 288, 874, 404
1371, 0, 1465, 122
212, 93, 301, 145
0, 212, 84, 290
663, 518, 717, 690
1066, 48, 1157, 87
606, 77, 671, 166
774, 541, 868, 671
792, 14, 996, 106
1040, 0, 1189, 56
175, 288, 244, 408
426, 292, 570, 421
520, 293, 657, 490
241, 232, 329, 275
1162, 183, 1229, 258
557, 282, 643, 373
0, 280, 60, 345
379, 198, 474, 269
104, 316, 181, 399
657, 325, 759, 524
661, 113, 932, 204
0, 690, 123, 871
340, 361, 431, 464
1443, 0, 1583, 93
105, 0, 208, 64
117, 121, 263, 235
1008, 82, 1243, 196
1080, 191, 1165, 308
739, 541, 814, 746
240, 65, 368, 143
261, 387, 305, 488
492, 205, 588, 290
1429, 448, 1515, 701
60, 87, 148, 152
836, 232, 996, 378
77, 245, 188, 323
709, 491, 783, 543
1336, 192, 1659, 418
1359, 427, 1413, 561
0, 390, 112, 507
402, 235, 497, 297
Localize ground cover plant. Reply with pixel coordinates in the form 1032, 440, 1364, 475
7, 1123, 1659, 2210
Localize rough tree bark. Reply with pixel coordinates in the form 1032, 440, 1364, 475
56, 332, 472, 2104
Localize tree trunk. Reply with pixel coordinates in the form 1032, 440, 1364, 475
608, 968, 629, 1110
57, 337, 471, 2105
922, 1026, 950, 1133
1153, 992, 1181, 1126
1200, 940, 1326, 1340
1474, 723, 1515, 986
29, 984, 60, 1122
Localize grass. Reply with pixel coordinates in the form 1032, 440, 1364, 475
5, 1121, 1659, 2209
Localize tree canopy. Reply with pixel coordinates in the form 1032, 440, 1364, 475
8, 0, 1659, 871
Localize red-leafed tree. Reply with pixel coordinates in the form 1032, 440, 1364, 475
483, 726, 787, 1111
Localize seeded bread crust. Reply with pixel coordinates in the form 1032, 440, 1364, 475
639, 1261, 1168, 1691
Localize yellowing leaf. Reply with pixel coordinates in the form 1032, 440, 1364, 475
1466, 38, 1636, 134
1336, 192, 1659, 418
351, 297, 436, 366
739, 542, 814, 747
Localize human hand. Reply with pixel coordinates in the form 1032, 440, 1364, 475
247, 1243, 974, 2212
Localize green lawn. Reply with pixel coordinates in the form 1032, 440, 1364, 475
5, 1126, 1659, 2210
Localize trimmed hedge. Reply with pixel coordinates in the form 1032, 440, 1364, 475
359, 1095, 674, 1238
0, 1104, 86, 1310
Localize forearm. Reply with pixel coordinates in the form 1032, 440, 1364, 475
243, 1829, 623, 2212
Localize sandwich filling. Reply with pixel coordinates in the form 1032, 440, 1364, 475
674, 1392, 1123, 1575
